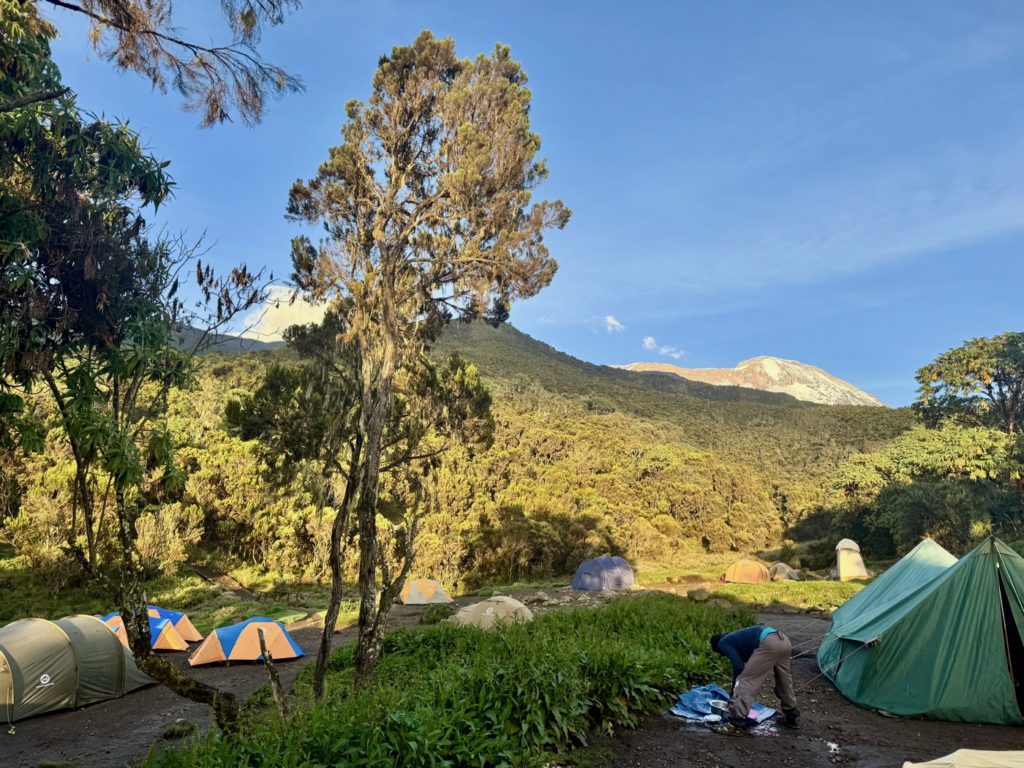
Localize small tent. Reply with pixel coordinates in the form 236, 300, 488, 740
148, 605, 203, 642
0, 615, 151, 722
188, 617, 304, 666
829, 538, 956, 629
102, 613, 189, 652
723, 559, 770, 584
829, 538, 869, 581
450, 596, 533, 630
571, 556, 635, 591
818, 536, 1024, 724
903, 750, 1024, 768
769, 562, 800, 581
400, 578, 453, 605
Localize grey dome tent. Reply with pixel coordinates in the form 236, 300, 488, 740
572, 556, 635, 591
0, 615, 151, 723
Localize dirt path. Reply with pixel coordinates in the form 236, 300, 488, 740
598, 612, 1023, 768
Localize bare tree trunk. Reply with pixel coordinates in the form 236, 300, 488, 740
353, 346, 397, 687
258, 628, 289, 719
312, 436, 362, 699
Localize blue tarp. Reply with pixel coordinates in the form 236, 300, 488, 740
670, 684, 777, 724
571, 555, 636, 591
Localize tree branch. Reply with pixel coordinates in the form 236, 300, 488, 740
0, 87, 70, 113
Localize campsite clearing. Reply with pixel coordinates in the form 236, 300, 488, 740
3, 588, 1022, 768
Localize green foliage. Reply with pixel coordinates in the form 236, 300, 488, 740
915, 332, 1024, 434
831, 424, 1024, 555
148, 594, 749, 767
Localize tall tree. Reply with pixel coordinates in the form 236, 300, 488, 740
287, 31, 569, 683
915, 332, 1024, 435
9, 0, 303, 125
227, 303, 493, 698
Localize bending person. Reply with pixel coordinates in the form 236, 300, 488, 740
709, 625, 800, 734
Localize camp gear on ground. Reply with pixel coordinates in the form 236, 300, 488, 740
828, 538, 869, 581
147, 606, 203, 642
0, 615, 151, 722
902, 751, 1024, 767
101, 613, 189, 652
571, 555, 635, 591
727, 631, 795, 722
450, 596, 533, 630
670, 683, 731, 721
722, 559, 770, 584
188, 617, 304, 666
769, 562, 800, 581
818, 536, 1024, 725
400, 578, 453, 605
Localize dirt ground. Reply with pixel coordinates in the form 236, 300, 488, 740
598, 612, 1024, 768
2, 595, 1022, 767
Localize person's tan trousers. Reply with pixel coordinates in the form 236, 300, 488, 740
727, 631, 797, 721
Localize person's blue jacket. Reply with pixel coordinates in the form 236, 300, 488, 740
717, 625, 775, 683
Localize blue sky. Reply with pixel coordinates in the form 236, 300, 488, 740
49, 1, 1024, 405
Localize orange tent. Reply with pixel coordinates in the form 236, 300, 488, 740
188, 617, 304, 667
722, 559, 770, 584
101, 613, 189, 651
147, 606, 203, 642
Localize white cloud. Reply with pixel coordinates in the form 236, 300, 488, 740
238, 285, 328, 341
604, 315, 625, 333
642, 335, 684, 360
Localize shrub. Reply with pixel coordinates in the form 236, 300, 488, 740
418, 603, 456, 625
148, 594, 749, 767
135, 503, 203, 578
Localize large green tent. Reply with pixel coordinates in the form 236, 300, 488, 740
0, 615, 151, 722
818, 536, 1024, 725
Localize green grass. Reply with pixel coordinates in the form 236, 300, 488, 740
710, 580, 864, 612
149, 594, 750, 768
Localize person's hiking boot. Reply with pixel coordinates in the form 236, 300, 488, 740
780, 707, 800, 729
710, 718, 750, 736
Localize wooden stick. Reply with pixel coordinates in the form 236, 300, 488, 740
257, 628, 290, 719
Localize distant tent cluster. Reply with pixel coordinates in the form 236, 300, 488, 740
819, 536, 1024, 725
722, 559, 800, 584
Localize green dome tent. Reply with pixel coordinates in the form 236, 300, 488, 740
0, 615, 151, 723
818, 536, 1024, 725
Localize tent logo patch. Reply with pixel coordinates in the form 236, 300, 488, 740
37, 674, 53, 687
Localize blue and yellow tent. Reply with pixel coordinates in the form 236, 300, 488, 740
101, 613, 189, 652
147, 605, 203, 642
188, 617, 304, 666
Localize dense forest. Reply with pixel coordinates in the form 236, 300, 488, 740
14, 319, 1020, 599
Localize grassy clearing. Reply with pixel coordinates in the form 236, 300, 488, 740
711, 580, 864, 613
0, 547, 330, 634
149, 594, 750, 768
